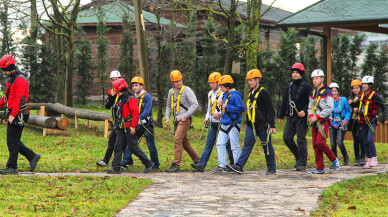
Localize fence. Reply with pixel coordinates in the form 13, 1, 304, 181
344, 121, 388, 143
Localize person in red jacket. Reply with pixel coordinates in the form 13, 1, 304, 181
106, 78, 153, 174
0, 54, 41, 175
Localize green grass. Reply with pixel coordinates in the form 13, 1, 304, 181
0, 104, 386, 173
0, 175, 152, 216
311, 173, 388, 217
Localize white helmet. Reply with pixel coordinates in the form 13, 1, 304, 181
361, 75, 374, 84
110, 70, 121, 79
329, 82, 340, 89
311, 69, 325, 78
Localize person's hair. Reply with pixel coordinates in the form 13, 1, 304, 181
223, 83, 234, 89
120, 87, 128, 93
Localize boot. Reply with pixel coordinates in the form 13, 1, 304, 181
0, 167, 18, 175
363, 158, 372, 169
359, 158, 366, 166
353, 158, 360, 166
165, 162, 180, 173
370, 157, 378, 167
343, 154, 349, 166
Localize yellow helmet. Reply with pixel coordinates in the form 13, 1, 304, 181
218, 75, 234, 85
208, 72, 222, 83
170, 70, 183, 82
131, 76, 144, 85
246, 69, 262, 79
351, 79, 361, 87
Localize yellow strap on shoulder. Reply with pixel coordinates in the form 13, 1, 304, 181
211, 91, 222, 115
247, 87, 263, 123
138, 94, 145, 113
171, 86, 186, 114
358, 92, 365, 119
312, 89, 325, 114
364, 91, 375, 117
114, 95, 119, 104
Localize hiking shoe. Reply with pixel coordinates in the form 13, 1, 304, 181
97, 161, 108, 167
359, 158, 366, 166
211, 167, 228, 173
370, 157, 378, 167
191, 162, 204, 172
226, 164, 243, 174
120, 164, 128, 170
363, 158, 372, 169
293, 161, 299, 168
332, 158, 340, 170
106, 168, 121, 174
152, 164, 160, 171
192, 169, 202, 172
309, 169, 325, 174
353, 158, 360, 166
0, 168, 18, 175
343, 155, 349, 166
265, 170, 276, 175
165, 163, 180, 173
29, 154, 41, 172
144, 162, 154, 174
295, 165, 306, 171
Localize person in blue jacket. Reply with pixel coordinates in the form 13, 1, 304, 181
329, 83, 351, 166
121, 77, 160, 170
212, 75, 245, 173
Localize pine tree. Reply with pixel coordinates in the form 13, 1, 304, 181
300, 36, 319, 84
118, 15, 136, 81
361, 43, 378, 78
180, 10, 197, 87
374, 46, 388, 98
96, 9, 110, 103
74, 26, 94, 105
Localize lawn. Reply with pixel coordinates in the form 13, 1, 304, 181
311, 173, 388, 217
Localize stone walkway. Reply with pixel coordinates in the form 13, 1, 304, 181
32, 165, 388, 217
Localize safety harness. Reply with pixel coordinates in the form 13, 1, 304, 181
288, 81, 306, 117
220, 90, 241, 134
113, 94, 134, 133
311, 88, 327, 139
137, 92, 154, 136
197, 90, 222, 145
358, 91, 376, 134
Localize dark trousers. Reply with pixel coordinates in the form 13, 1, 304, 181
122, 124, 160, 167
198, 122, 234, 168
6, 114, 36, 169
111, 128, 152, 171
329, 127, 348, 158
282, 118, 308, 167
237, 125, 276, 171
102, 130, 116, 164
360, 123, 377, 158
351, 121, 365, 159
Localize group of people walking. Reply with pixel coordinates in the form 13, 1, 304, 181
0, 54, 385, 176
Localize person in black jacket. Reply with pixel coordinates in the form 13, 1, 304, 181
278, 63, 312, 171
226, 69, 277, 175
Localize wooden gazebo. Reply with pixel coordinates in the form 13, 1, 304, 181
277, 0, 388, 143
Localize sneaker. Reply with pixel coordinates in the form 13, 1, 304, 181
152, 164, 160, 171
211, 167, 228, 173
226, 164, 243, 174
106, 168, 121, 174
353, 158, 360, 166
165, 163, 180, 173
0, 168, 18, 175
144, 162, 154, 174
120, 164, 128, 170
191, 162, 204, 172
359, 158, 366, 166
265, 170, 276, 175
29, 154, 41, 172
309, 169, 325, 174
295, 165, 306, 171
332, 158, 340, 170
363, 158, 372, 169
97, 161, 108, 167
370, 157, 378, 167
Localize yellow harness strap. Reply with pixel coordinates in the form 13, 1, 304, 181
138, 92, 146, 113
358, 91, 375, 118
209, 91, 222, 115
171, 86, 186, 114
352, 96, 357, 119
312, 89, 326, 114
222, 89, 235, 113
246, 87, 264, 123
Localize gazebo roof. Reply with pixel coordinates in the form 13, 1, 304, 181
277, 0, 388, 33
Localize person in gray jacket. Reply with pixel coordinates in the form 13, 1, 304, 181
165, 70, 200, 172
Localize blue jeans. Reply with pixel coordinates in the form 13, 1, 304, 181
360, 123, 377, 158
237, 125, 276, 171
216, 124, 241, 168
122, 124, 160, 167
329, 127, 347, 158
198, 122, 234, 168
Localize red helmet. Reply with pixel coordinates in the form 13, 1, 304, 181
112, 78, 128, 92
291, 63, 305, 74
0, 55, 16, 69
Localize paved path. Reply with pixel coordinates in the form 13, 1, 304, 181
31, 165, 388, 217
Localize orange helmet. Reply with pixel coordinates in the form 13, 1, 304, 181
131, 76, 144, 85
351, 79, 362, 87
170, 70, 183, 82
208, 72, 222, 83
246, 69, 262, 79
218, 75, 234, 85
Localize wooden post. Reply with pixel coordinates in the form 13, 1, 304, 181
104, 119, 109, 138
40, 106, 47, 137
88, 120, 92, 128
75, 111, 78, 129
323, 26, 332, 85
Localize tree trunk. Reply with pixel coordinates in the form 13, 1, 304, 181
223, 0, 237, 75
48, 103, 110, 121
54, 1, 65, 104
155, 9, 164, 128
27, 114, 58, 128
0, 0, 9, 56
56, 117, 69, 130
65, 27, 75, 107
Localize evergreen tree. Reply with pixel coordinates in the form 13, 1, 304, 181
300, 36, 319, 84
96, 9, 110, 103
74, 26, 94, 105
118, 15, 136, 81
374, 46, 388, 98
361, 43, 378, 77
180, 10, 197, 87
257, 41, 277, 96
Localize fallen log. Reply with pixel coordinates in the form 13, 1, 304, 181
55, 117, 69, 130
47, 103, 111, 121
27, 114, 58, 128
